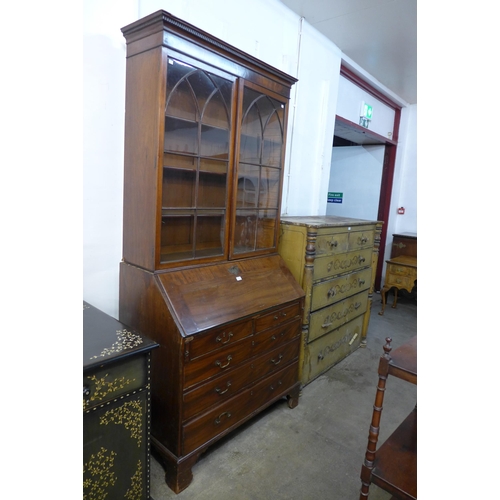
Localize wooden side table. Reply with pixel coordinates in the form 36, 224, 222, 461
359, 336, 417, 499
379, 255, 417, 315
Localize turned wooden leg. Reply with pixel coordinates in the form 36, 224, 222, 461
379, 287, 388, 315
391, 288, 399, 309
359, 338, 393, 499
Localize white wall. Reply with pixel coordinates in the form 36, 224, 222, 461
83, 0, 416, 317
326, 145, 384, 220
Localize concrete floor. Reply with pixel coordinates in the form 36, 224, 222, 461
150, 293, 417, 499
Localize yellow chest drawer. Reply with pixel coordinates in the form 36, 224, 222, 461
313, 248, 373, 282
311, 267, 372, 312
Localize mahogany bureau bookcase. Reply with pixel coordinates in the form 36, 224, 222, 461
118, 10, 305, 493
83, 301, 158, 499
278, 216, 382, 386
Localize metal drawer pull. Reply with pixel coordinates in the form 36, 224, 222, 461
327, 288, 336, 298
321, 321, 333, 328
215, 412, 232, 425
215, 355, 232, 369
358, 256, 366, 263
358, 279, 365, 285
270, 354, 283, 365
216, 332, 233, 344
329, 239, 338, 248
327, 262, 333, 272
359, 236, 368, 244
354, 302, 361, 309
215, 382, 231, 395
274, 311, 287, 321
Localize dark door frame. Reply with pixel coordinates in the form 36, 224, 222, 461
339, 65, 402, 290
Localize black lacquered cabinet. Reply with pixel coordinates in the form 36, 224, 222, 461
83, 302, 158, 499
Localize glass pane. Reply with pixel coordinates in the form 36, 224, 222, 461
202, 77, 232, 129
166, 60, 198, 121
262, 109, 283, 167
259, 167, 280, 209
162, 167, 195, 208
198, 168, 227, 208
194, 212, 224, 258
240, 97, 261, 164
256, 210, 277, 249
161, 213, 195, 262
236, 164, 260, 208
200, 125, 229, 159
233, 211, 257, 254
164, 116, 198, 155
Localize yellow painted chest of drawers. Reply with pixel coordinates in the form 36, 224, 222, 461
278, 216, 382, 385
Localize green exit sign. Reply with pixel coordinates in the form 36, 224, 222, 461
361, 102, 373, 120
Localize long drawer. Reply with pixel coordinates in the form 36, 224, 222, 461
311, 267, 372, 312
308, 290, 368, 343
303, 315, 364, 383
313, 248, 373, 282
182, 362, 298, 455
182, 338, 300, 420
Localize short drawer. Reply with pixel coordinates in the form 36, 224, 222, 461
315, 232, 349, 256
182, 337, 300, 420
308, 290, 368, 342
254, 301, 301, 331
251, 317, 301, 355
186, 319, 253, 361
83, 355, 148, 410
182, 362, 298, 455
386, 272, 416, 290
302, 315, 363, 384
387, 262, 416, 278
183, 336, 255, 390
311, 267, 372, 312
313, 248, 373, 281
348, 229, 375, 251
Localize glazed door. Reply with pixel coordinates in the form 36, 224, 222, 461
231, 81, 287, 258
161, 57, 236, 264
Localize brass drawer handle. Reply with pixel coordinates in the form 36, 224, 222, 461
359, 236, 368, 244
354, 302, 361, 309
358, 256, 366, 263
216, 332, 233, 345
215, 411, 232, 425
270, 354, 283, 365
329, 239, 338, 248
215, 355, 232, 369
358, 279, 365, 286
215, 382, 231, 395
327, 288, 336, 298
273, 311, 287, 321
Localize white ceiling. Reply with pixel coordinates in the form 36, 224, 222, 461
278, 0, 417, 105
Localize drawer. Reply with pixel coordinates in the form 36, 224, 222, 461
348, 229, 375, 251
187, 319, 253, 361
183, 338, 300, 420
386, 272, 416, 290
251, 317, 301, 356
387, 262, 417, 279
303, 315, 363, 384
313, 248, 373, 281
311, 267, 372, 312
315, 232, 349, 256
83, 355, 148, 410
308, 290, 368, 342
254, 301, 301, 331
182, 362, 298, 455
183, 336, 255, 389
